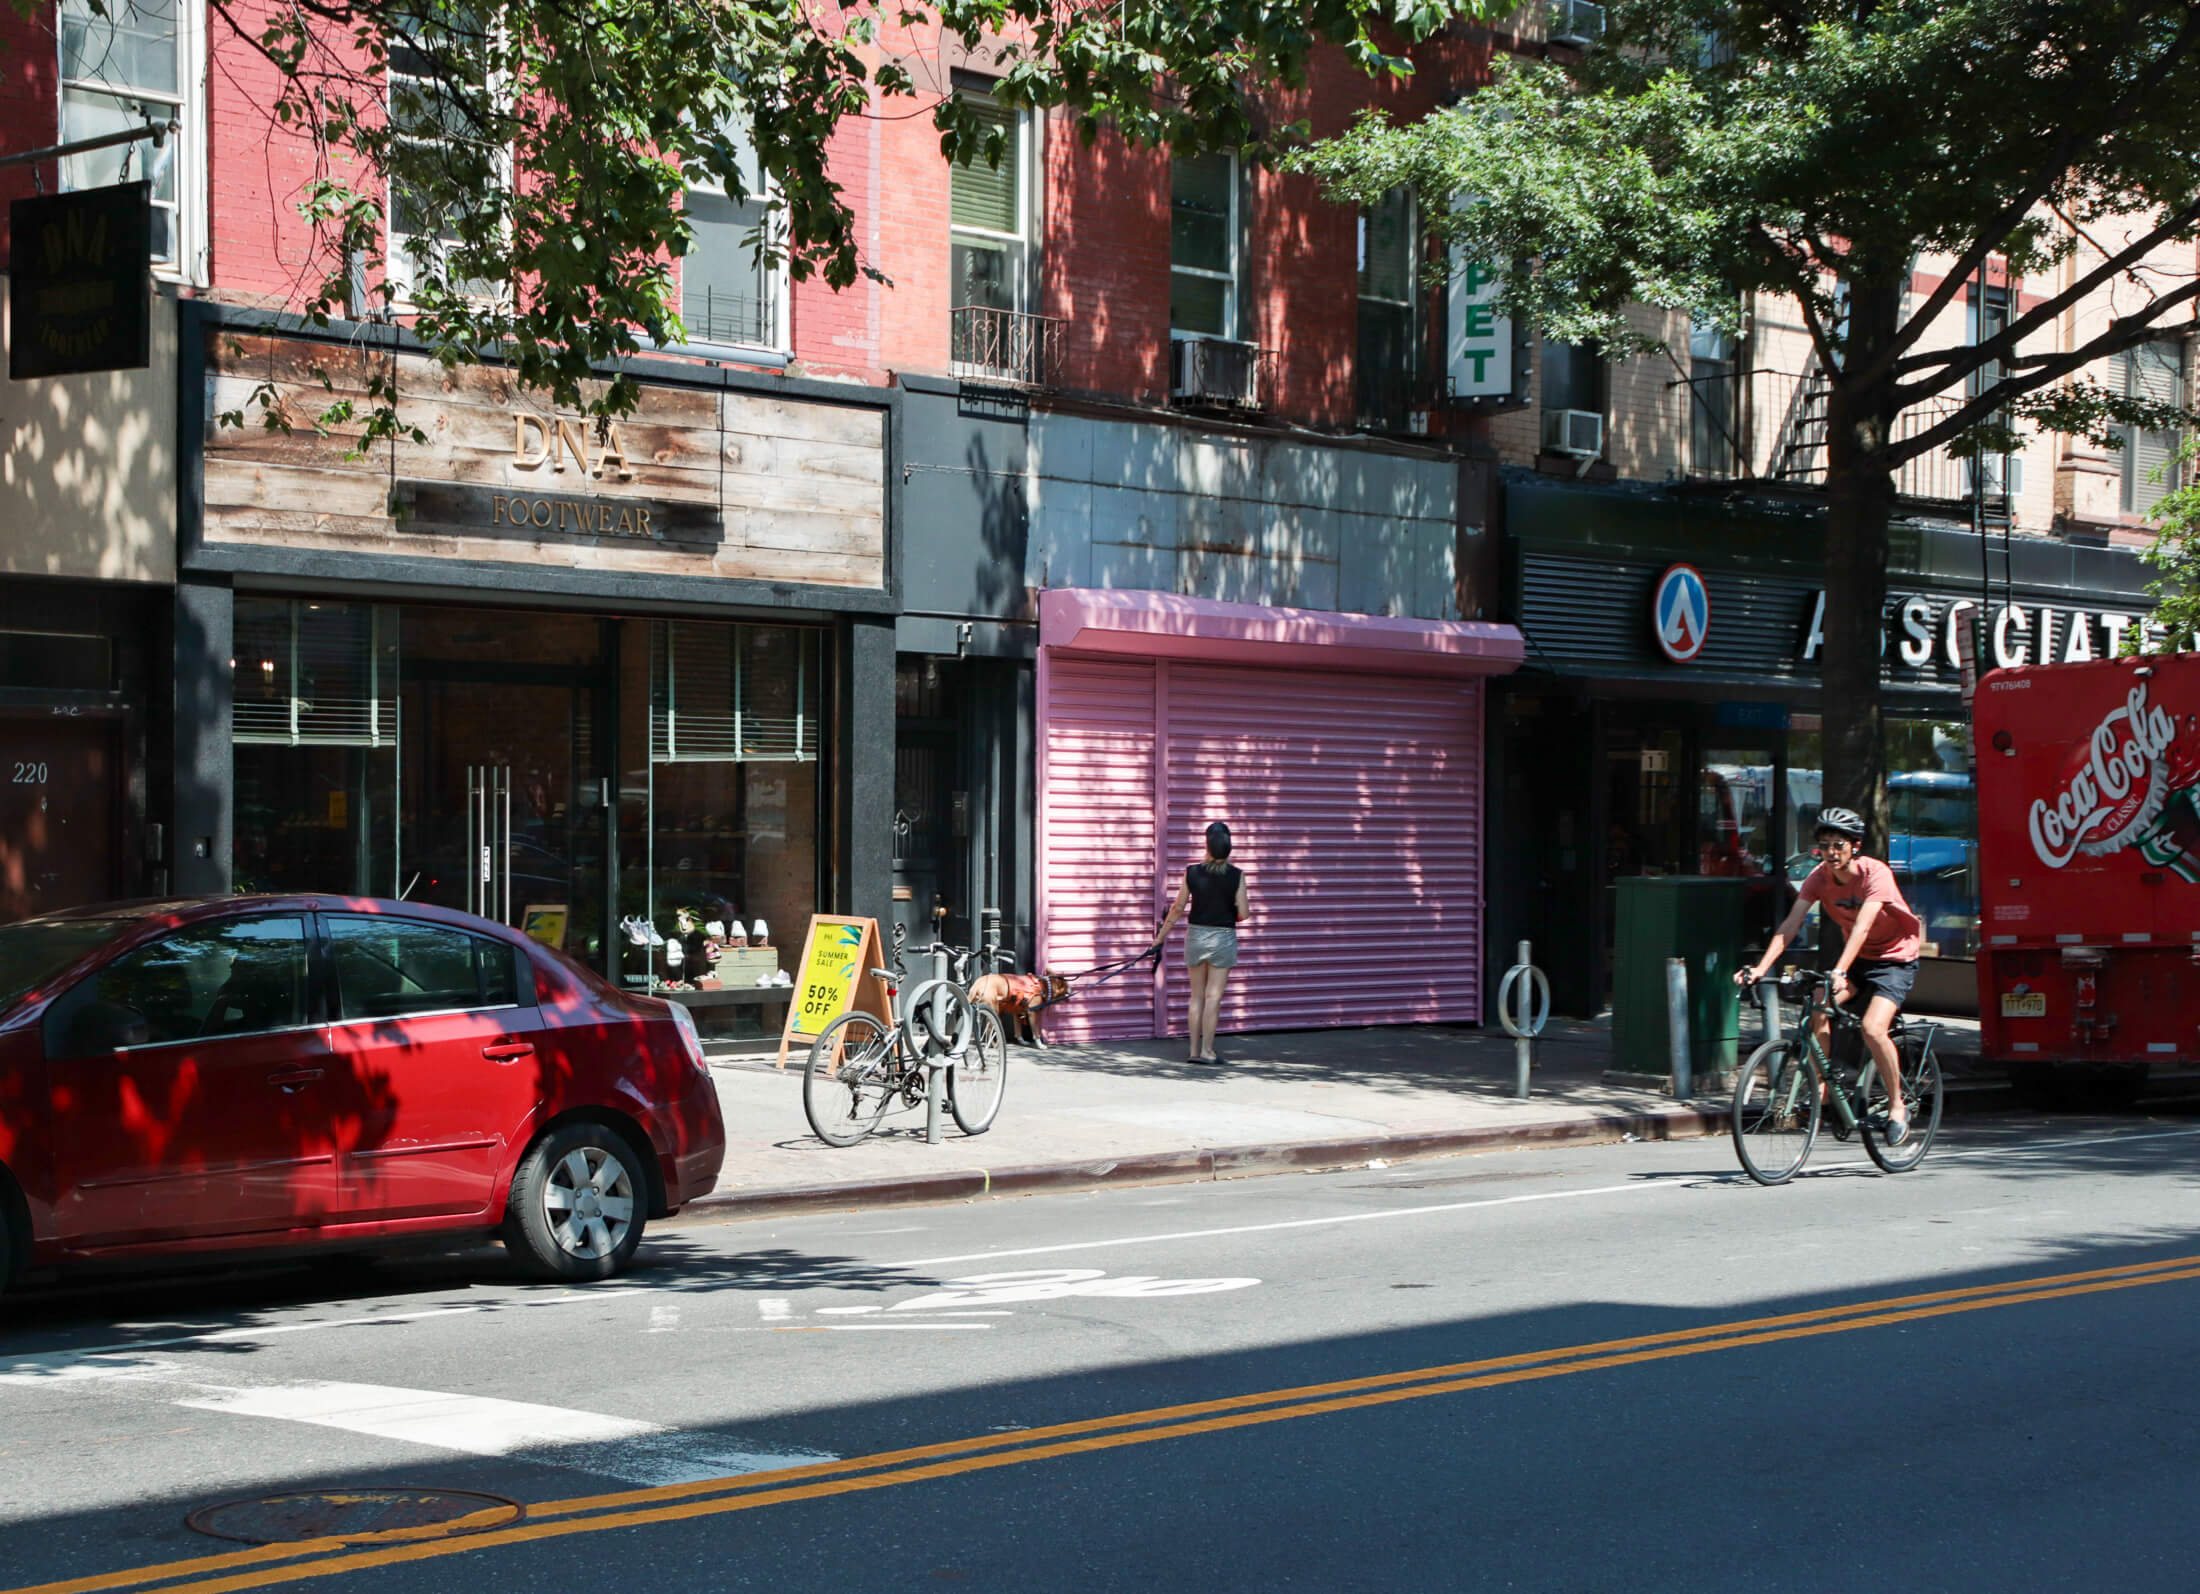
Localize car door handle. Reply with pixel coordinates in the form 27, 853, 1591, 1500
482, 1041, 536, 1062
268, 1067, 324, 1092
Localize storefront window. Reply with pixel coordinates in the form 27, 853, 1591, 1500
616, 619, 821, 994
232, 599, 398, 897
1886, 718, 1977, 958
232, 603, 826, 995
1783, 714, 1825, 955
1779, 713, 1978, 959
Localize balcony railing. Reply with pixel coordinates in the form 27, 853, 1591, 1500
684, 284, 775, 351
1671, 364, 2012, 516
950, 305, 1062, 389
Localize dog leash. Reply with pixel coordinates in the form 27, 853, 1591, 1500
1027, 945, 1163, 1012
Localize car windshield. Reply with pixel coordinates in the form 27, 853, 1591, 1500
0, 917, 139, 1010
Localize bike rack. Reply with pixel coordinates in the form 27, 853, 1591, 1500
1496, 940, 1550, 1100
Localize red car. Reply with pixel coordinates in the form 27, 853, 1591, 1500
0, 896, 726, 1294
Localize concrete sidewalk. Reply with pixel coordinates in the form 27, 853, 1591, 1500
692, 1009, 1993, 1217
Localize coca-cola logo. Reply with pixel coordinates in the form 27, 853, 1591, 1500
2029, 683, 2176, 868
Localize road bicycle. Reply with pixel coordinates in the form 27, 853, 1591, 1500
1731, 969, 1944, 1184
801, 941, 1010, 1146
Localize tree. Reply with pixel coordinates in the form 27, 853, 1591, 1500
2134, 438, 2200, 650
141, 0, 1508, 438
1292, 0, 2200, 831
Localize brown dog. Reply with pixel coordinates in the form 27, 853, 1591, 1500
969, 971, 1071, 1047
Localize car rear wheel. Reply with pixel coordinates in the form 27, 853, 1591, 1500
504, 1123, 647, 1282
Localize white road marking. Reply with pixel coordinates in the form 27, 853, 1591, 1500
0, 1354, 181, 1386
891, 1270, 1261, 1309
823, 1323, 993, 1332
647, 1305, 681, 1334
888, 1182, 1684, 1269
756, 1298, 793, 1321
172, 1379, 841, 1484
884, 1126, 2200, 1271
0, 1290, 650, 1379
814, 1306, 880, 1316
177, 1381, 658, 1456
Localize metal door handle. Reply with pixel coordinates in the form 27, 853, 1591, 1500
268, 1067, 324, 1092
482, 1041, 536, 1062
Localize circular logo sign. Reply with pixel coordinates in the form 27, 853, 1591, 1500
1651, 564, 1710, 663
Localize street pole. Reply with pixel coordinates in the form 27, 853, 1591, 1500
1666, 957, 1693, 1100
925, 941, 950, 1145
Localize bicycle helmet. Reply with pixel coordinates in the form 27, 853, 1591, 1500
1815, 806, 1867, 840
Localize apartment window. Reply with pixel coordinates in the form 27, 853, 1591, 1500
1170, 152, 1239, 339
58, 0, 198, 273
1541, 339, 1605, 455
1688, 318, 1738, 475
1355, 187, 1417, 426
386, 3, 501, 306
682, 114, 775, 348
1965, 281, 2019, 502
2115, 341, 2187, 518
949, 98, 1030, 315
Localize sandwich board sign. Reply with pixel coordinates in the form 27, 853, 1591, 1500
777, 915, 891, 1066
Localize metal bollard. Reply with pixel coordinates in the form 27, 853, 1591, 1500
1758, 977, 1781, 1048
925, 942, 951, 1146
1666, 956, 1693, 1100
1496, 940, 1551, 1100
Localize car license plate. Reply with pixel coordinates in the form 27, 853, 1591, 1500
2001, 992, 2047, 1018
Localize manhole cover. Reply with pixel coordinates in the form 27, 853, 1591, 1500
187, 1489, 523, 1545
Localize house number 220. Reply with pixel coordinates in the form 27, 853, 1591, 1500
11, 762, 49, 784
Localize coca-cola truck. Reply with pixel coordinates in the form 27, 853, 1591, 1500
1974, 652, 2200, 1101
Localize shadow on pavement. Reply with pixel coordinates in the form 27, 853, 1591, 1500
4, 1214, 2200, 1591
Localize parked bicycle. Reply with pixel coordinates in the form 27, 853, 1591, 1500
1732, 969, 1944, 1184
801, 941, 1010, 1146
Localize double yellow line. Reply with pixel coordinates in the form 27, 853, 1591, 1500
17, 1251, 2200, 1594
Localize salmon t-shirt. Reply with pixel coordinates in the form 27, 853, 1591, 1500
1798, 855, 1923, 963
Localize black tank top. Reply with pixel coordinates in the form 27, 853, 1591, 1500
1187, 864, 1242, 927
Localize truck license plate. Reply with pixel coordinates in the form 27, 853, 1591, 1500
2001, 992, 2047, 1018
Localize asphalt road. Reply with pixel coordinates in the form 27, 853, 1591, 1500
4, 1108, 2200, 1592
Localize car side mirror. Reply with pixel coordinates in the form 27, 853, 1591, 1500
52, 999, 151, 1058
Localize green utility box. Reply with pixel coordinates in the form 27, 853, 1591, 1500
1611, 876, 1748, 1084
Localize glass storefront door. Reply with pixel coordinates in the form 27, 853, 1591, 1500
398, 609, 613, 966
398, 677, 609, 959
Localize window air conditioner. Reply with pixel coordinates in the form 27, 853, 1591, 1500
1549, 0, 1606, 44
1170, 336, 1262, 409
1542, 407, 1605, 458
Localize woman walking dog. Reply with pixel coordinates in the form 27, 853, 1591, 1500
1152, 821, 1250, 1064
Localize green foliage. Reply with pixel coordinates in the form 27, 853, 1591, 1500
2134, 437, 2200, 653
183, 0, 1515, 431
1292, 0, 2200, 460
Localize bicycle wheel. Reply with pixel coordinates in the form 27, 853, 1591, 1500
1861, 1037, 1943, 1174
950, 1005, 1009, 1136
1732, 1040, 1820, 1186
804, 1011, 897, 1146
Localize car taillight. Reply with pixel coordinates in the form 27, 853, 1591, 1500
666, 999, 709, 1077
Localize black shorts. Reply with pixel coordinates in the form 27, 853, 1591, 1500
1843, 958, 1917, 1010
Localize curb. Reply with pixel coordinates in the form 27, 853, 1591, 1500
687, 1102, 1734, 1220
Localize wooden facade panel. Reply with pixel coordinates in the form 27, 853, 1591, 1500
721, 433, 885, 484
722, 392, 885, 451
201, 332, 888, 592
733, 504, 885, 557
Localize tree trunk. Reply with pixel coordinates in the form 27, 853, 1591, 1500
1821, 277, 1905, 849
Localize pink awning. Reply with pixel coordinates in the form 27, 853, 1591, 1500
1038, 588, 1525, 678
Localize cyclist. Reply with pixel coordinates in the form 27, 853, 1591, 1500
1735, 806, 1924, 1144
